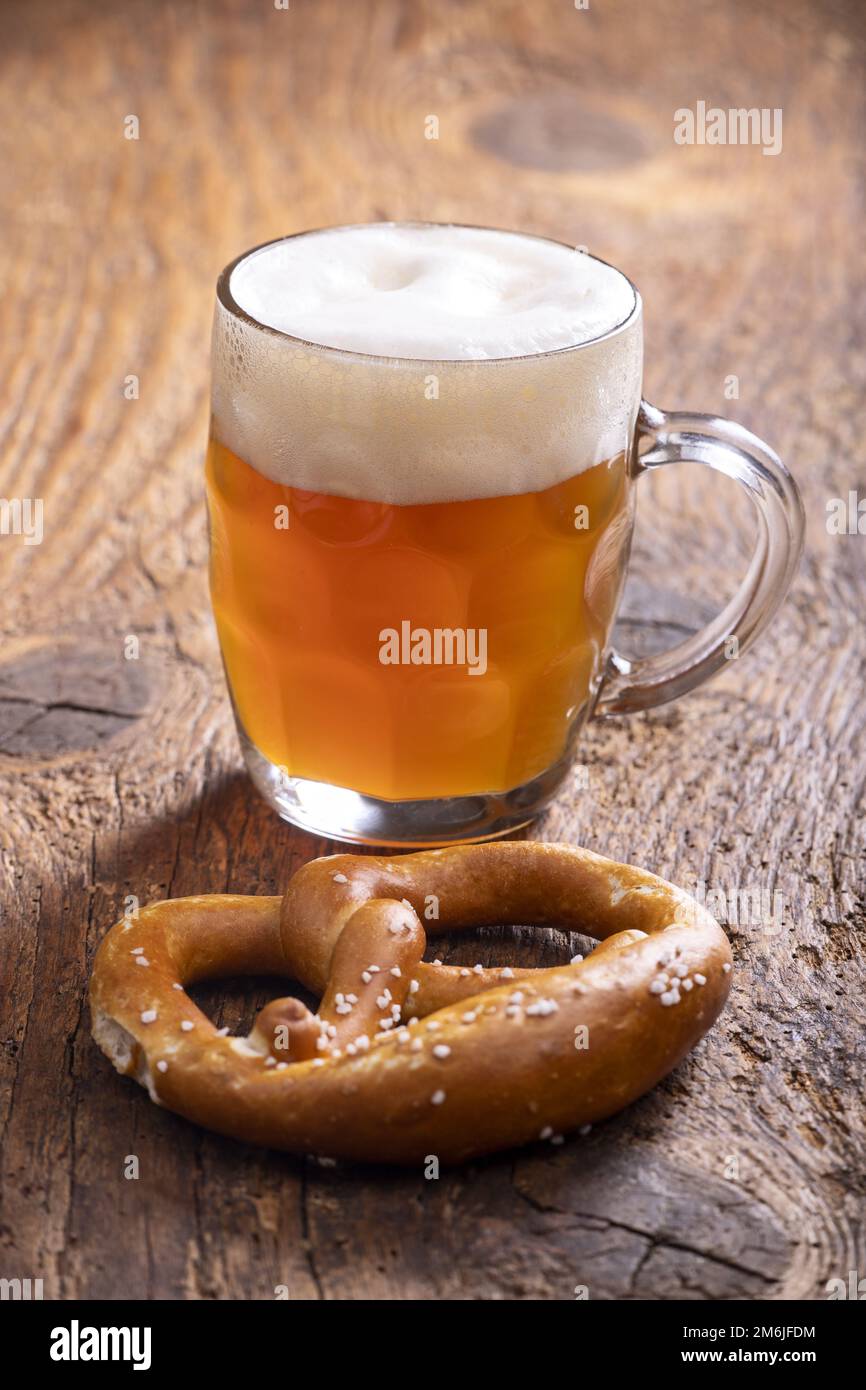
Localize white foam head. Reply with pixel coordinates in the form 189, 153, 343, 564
213, 224, 642, 504
228, 224, 636, 360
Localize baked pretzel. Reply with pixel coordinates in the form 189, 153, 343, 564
90, 842, 732, 1165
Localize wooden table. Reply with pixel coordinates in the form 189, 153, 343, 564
1, 0, 863, 1301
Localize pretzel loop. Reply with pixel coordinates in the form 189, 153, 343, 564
90, 843, 732, 1164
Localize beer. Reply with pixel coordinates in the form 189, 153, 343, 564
209, 223, 643, 839
207, 437, 630, 800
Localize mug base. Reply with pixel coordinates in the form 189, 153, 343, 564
237, 727, 572, 847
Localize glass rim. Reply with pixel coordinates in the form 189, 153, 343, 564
215, 221, 642, 367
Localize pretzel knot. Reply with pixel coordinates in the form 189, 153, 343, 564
90, 843, 732, 1165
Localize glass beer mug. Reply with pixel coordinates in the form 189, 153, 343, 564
205, 224, 804, 845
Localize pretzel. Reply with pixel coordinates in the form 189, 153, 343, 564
89, 842, 732, 1165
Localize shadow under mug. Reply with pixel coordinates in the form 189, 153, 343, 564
206, 225, 805, 846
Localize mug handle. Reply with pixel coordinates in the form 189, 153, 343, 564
595, 401, 805, 716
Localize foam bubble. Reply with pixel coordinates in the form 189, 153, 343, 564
212, 225, 643, 505
228, 224, 636, 360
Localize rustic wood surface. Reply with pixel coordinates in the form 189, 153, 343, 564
1, 0, 864, 1301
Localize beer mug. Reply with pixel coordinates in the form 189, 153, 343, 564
206, 224, 803, 845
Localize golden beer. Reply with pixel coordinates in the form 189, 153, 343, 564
207, 435, 630, 802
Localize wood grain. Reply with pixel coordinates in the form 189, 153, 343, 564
1, 0, 864, 1301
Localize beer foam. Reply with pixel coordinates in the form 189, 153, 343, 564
228, 225, 636, 360
213, 225, 643, 505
